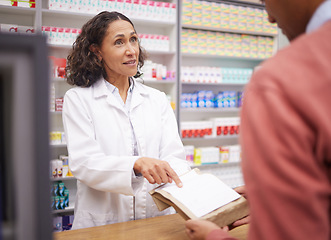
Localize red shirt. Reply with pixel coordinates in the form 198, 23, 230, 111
208, 20, 331, 240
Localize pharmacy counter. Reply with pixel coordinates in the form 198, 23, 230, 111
53, 213, 248, 240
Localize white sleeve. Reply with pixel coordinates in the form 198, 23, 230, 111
62, 89, 143, 196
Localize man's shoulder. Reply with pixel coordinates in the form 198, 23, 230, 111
261, 21, 331, 76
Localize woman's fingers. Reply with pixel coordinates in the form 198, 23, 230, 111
134, 157, 183, 187
165, 167, 183, 187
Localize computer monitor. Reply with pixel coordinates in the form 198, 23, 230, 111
0, 33, 52, 240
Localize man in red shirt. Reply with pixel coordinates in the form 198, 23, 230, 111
185, 0, 331, 239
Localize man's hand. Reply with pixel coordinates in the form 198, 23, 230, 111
185, 219, 221, 240
134, 157, 183, 187
229, 185, 250, 229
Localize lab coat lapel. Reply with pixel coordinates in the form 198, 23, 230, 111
130, 87, 144, 110
130, 83, 147, 155
93, 78, 127, 114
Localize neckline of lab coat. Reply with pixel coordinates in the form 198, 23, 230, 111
92, 77, 149, 114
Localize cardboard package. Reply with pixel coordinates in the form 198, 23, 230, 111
149, 168, 249, 227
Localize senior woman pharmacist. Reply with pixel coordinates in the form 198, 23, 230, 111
62, 11, 190, 229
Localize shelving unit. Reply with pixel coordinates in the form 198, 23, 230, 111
177, 0, 278, 187
51, 177, 77, 215
182, 23, 277, 37
53, 206, 75, 215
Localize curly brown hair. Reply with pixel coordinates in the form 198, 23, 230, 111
66, 11, 147, 87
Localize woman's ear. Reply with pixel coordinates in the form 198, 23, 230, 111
89, 44, 102, 61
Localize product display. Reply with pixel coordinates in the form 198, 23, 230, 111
51, 181, 70, 210
181, 66, 252, 83
42, 27, 81, 46
183, 144, 242, 166
48, 0, 176, 23
181, 117, 240, 139
53, 215, 74, 232
182, 28, 274, 58
49, 131, 66, 145
0, 0, 35, 8
139, 34, 170, 52
182, 0, 277, 34
181, 90, 244, 109
140, 60, 174, 81
0, 24, 34, 34
51, 155, 73, 178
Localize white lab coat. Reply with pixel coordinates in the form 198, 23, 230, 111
62, 78, 190, 229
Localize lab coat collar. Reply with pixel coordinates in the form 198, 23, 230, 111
92, 77, 149, 111
130, 78, 149, 111
92, 77, 110, 99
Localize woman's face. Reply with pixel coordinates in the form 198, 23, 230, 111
98, 19, 139, 80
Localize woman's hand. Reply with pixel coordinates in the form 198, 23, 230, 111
134, 157, 183, 187
185, 219, 224, 240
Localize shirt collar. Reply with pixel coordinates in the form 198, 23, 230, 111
306, 0, 331, 33
128, 77, 134, 92
104, 77, 135, 93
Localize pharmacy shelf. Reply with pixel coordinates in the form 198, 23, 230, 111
48, 43, 176, 56
181, 52, 266, 62
192, 161, 241, 168
53, 77, 67, 82
221, 0, 264, 7
181, 135, 239, 142
0, 5, 36, 16
53, 206, 74, 214
140, 79, 176, 84
181, 108, 240, 113
50, 143, 67, 148
50, 111, 62, 115
181, 82, 246, 86
53, 76, 175, 85
51, 176, 76, 181
182, 24, 277, 37
145, 50, 176, 56
41, 9, 176, 28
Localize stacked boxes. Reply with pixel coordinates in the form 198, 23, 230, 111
0, 0, 35, 7
181, 66, 252, 84
51, 156, 73, 179
42, 26, 81, 46
182, 29, 274, 59
182, 0, 277, 34
210, 117, 240, 137
48, 0, 176, 23
181, 91, 244, 109
181, 117, 240, 138
0, 24, 34, 34
50, 131, 66, 145
183, 144, 242, 165
181, 121, 213, 138
140, 60, 175, 81
43, 27, 171, 53
51, 181, 70, 210
138, 34, 170, 52
219, 145, 241, 163
194, 147, 220, 165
